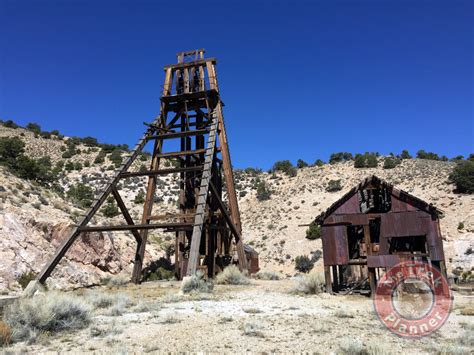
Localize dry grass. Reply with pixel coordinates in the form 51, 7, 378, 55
4, 292, 91, 343
215, 265, 250, 285
0, 321, 12, 346
293, 272, 325, 294
180, 272, 214, 294
254, 270, 282, 280
240, 321, 265, 338
338, 337, 365, 355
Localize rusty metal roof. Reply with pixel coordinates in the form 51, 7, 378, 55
313, 175, 444, 224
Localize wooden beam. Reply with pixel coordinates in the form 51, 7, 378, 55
147, 129, 210, 141
164, 58, 216, 70
111, 187, 142, 243
78, 222, 193, 232
120, 166, 203, 178
156, 148, 207, 158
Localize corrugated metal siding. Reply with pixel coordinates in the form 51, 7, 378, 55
380, 211, 429, 237
333, 194, 360, 214
427, 218, 445, 261
322, 225, 349, 266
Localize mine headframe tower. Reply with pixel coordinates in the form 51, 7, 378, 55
33, 49, 248, 287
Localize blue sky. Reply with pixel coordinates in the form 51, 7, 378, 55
1, 0, 472, 169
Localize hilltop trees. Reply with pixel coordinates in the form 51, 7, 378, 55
272, 160, 297, 177
354, 152, 378, 168
0, 137, 55, 184
329, 152, 353, 164
450, 160, 474, 194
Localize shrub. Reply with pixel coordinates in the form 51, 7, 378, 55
3, 119, 19, 129
240, 321, 264, 338
458, 222, 465, 230
338, 337, 365, 355
142, 257, 174, 282
293, 272, 325, 294
326, 179, 342, 192
67, 183, 94, 208
109, 150, 123, 168
295, 255, 314, 273
272, 160, 297, 177
416, 150, 439, 160
296, 159, 308, 168
314, 159, 324, 166
107, 294, 133, 316
18, 271, 37, 290
354, 152, 378, 168
94, 150, 106, 164
4, 292, 91, 343
449, 160, 474, 194
0, 321, 12, 346
7, 154, 55, 185
400, 150, 412, 159
383, 157, 400, 169
0, 136, 25, 168
256, 180, 271, 201
215, 265, 250, 285
134, 190, 145, 204
255, 270, 281, 280
306, 223, 321, 240
103, 199, 120, 217
86, 292, 116, 309
107, 274, 129, 287
329, 152, 352, 164
180, 272, 214, 293
81, 136, 99, 146
65, 161, 75, 171
26, 122, 41, 135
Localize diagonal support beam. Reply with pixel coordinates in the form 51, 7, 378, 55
111, 187, 142, 243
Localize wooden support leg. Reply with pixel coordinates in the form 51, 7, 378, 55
132, 132, 163, 284
338, 265, 344, 286
324, 266, 332, 294
368, 267, 377, 295
332, 266, 338, 291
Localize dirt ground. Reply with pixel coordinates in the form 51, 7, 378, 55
2, 279, 473, 354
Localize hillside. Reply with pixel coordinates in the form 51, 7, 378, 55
0, 123, 472, 293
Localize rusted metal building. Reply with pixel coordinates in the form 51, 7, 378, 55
312, 175, 447, 295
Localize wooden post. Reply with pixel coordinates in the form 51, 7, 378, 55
324, 266, 332, 294
363, 224, 377, 295
332, 266, 338, 291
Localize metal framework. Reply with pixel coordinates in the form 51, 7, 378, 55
34, 49, 248, 286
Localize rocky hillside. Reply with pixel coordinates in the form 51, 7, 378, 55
0, 123, 472, 293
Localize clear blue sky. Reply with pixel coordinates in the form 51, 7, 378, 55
1, 0, 472, 169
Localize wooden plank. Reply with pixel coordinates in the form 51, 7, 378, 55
111, 187, 142, 243
186, 112, 219, 276
155, 148, 207, 158
147, 128, 210, 140
120, 166, 203, 178
215, 101, 247, 271
78, 222, 193, 232
164, 58, 216, 70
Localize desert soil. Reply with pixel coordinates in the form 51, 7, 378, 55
3, 279, 473, 354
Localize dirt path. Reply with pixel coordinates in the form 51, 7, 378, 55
3, 280, 473, 354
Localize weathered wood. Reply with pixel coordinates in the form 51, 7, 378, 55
111, 187, 142, 243
119, 166, 203, 178
186, 113, 219, 276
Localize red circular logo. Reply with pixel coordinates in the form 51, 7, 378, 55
374, 261, 452, 338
